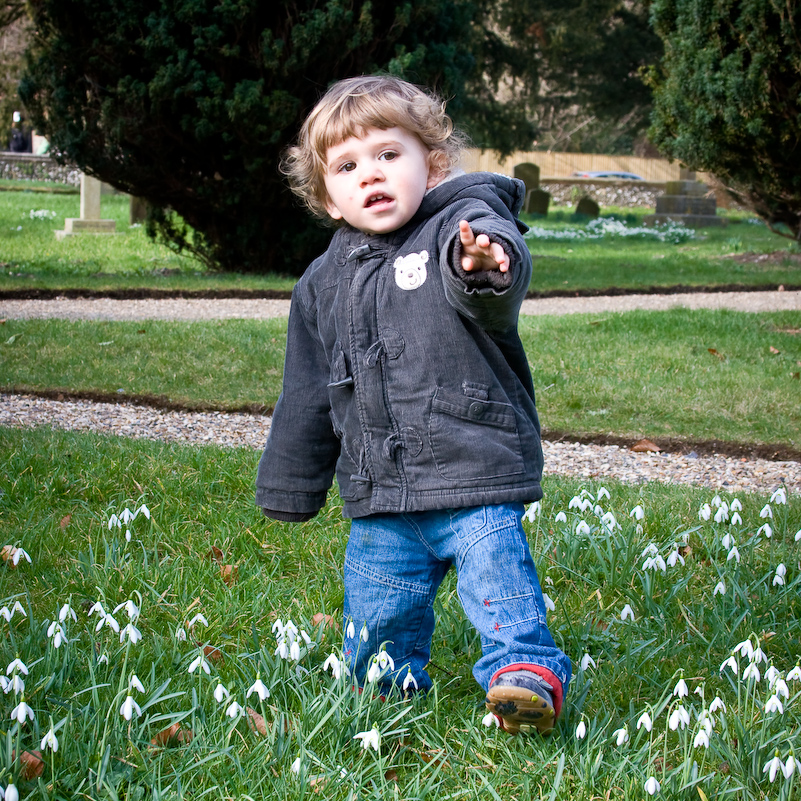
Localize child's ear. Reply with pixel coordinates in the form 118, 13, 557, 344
426, 150, 447, 189
325, 197, 344, 221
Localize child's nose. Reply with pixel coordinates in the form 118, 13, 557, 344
360, 163, 385, 186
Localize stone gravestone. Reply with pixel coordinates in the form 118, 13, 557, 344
526, 188, 551, 216
513, 162, 552, 216
129, 196, 149, 225
575, 196, 600, 218
643, 180, 726, 228
55, 173, 117, 239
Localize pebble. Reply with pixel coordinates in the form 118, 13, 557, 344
1, 393, 797, 498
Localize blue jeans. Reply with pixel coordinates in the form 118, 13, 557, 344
342, 503, 571, 702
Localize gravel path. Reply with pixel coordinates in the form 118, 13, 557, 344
2, 290, 799, 498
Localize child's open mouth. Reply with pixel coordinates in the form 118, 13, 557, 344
365, 193, 392, 208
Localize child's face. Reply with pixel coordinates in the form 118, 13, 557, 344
323, 127, 440, 235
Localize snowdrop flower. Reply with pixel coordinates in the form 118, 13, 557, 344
576, 520, 591, 536
742, 662, 761, 683
188, 654, 210, 675
597, 487, 610, 501
580, 653, 596, 671
360, 624, 369, 643
323, 653, 343, 679
523, 501, 541, 522
720, 655, 738, 675
711, 494, 723, 508
5, 658, 28, 676
213, 683, 230, 703
88, 601, 106, 618
41, 727, 59, 752
96, 613, 120, 634
636, 711, 653, 732
568, 495, 583, 510
721, 532, 734, 549
693, 728, 710, 749
47, 621, 66, 648
796, 528, 801, 542
666, 548, 685, 568
353, 725, 381, 751
765, 694, 784, 715
668, 705, 690, 731
0, 607, 10, 622
787, 664, 801, 681
98, 653, 109, 665
108, 514, 121, 530
758, 523, 773, 538
727, 546, 740, 563
575, 720, 587, 739
188, 613, 208, 629
225, 700, 243, 718
764, 752, 784, 783
403, 670, 418, 692
125, 674, 143, 694
554, 511, 567, 524
10, 699, 34, 724
644, 776, 660, 795
601, 511, 619, 531
752, 646, 768, 665
290, 756, 301, 775
11, 548, 31, 566
612, 726, 628, 746
730, 498, 742, 511
543, 593, 556, 612
346, 621, 356, 640
175, 626, 187, 642
4, 784, 19, 801
114, 600, 140, 621
699, 503, 712, 521
642, 554, 666, 572
630, 505, 644, 520
714, 506, 729, 524
709, 696, 726, 713
58, 602, 76, 623
6, 675, 22, 694
713, 580, 726, 596
247, 677, 270, 701
773, 571, 786, 587
289, 640, 301, 662
730, 512, 742, 526
770, 488, 787, 505
673, 677, 689, 698
366, 660, 381, 684
620, 604, 635, 622
119, 694, 141, 721
784, 755, 796, 779
760, 504, 773, 519
734, 639, 754, 660
120, 623, 142, 645
482, 711, 500, 728
593, 504, 604, 517
642, 543, 658, 558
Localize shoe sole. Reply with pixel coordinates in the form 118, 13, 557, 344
485, 685, 555, 735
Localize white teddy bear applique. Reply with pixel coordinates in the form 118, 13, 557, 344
393, 250, 428, 291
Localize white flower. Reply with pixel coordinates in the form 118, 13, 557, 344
96, 613, 120, 634
575, 720, 587, 739
120, 623, 142, 644
377, 650, 395, 671
713, 580, 726, 596
289, 640, 301, 661
10, 700, 34, 724
121, 507, 134, 524
47, 621, 66, 648
644, 776, 660, 795
699, 503, 712, 521
668, 705, 690, 730
353, 725, 380, 751
129, 674, 145, 693
41, 728, 59, 752
643, 555, 667, 572
758, 523, 773, 538
543, 593, 556, 612
482, 711, 500, 728
568, 496, 582, 509
247, 677, 270, 701
98, 653, 109, 665
108, 514, 120, 530
120, 695, 141, 720
323, 653, 342, 679
730, 498, 743, 511
714, 506, 729, 524
730, 511, 742, 525
720, 655, 738, 675
346, 621, 356, 640
187, 613, 208, 628
88, 601, 106, 617
774, 678, 791, 699
673, 678, 689, 698
11, 548, 31, 566
734, 639, 754, 660
620, 604, 635, 621
5, 675, 22, 694
360, 624, 369, 643
600, 511, 619, 531
788, 665, 801, 681
523, 501, 541, 522
114, 600, 140, 621
765, 694, 784, 715
770, 488, 787, 505
403, 670, 418, 691
613, 726, 628, 746
666, 549, 685, 568
636, 711, 653, 732
796, 528, 801, 542
580, 653, 596, 671
760, 504, 773, 519
630, 505, 645, 520
291, 756, 301, 775
642, 543, 658, 558
137, 504, 152, 519
4, 784, 19, 801
5, 658, 28, 676
188, 654, 210, 674
752, 646, 768, 664
576, 520, 591, 536
711, 494, 723, 508
597, 487, 610, 501
366, 660, 381, 684
693, 728, 710, 749
773, 573, 785, 587
554, 511, 567, 524
742, 662, 761, 683
764, 752, 784, 783
225, 700, 243, 718
709, 696, 726, 713
175, 626, 187, 642
213, 683, 230, 703
783, 755, 796, 779
58, 603, 76, 623
727, 546, 740, 563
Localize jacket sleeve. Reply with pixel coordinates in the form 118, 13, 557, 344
255, 290, 340, 520
438, 204, 532, 333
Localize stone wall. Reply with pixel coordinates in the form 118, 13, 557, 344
0, 153, 81, 185
540, 180, 663, 209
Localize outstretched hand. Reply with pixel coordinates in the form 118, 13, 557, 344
459, 220, 510, 273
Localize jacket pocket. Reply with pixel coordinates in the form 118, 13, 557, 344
429, 387, 526, 481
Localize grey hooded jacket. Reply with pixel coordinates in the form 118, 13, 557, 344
255, 172, 543, 520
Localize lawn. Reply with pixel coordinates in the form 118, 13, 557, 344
0, 425, 798, 799
0, 183, 798, 295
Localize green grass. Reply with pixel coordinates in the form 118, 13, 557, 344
0, 425, 799, 799
3, 308, 800, 446
0, 184, 797, 295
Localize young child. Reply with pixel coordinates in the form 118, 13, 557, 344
256, 75, 571, 735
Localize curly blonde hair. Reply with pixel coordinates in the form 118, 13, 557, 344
281, 75, 466, 220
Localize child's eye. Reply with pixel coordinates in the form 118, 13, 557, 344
379, 151, 398, 162
337, 161, 356, 173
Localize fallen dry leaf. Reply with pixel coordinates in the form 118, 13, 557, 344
17, 749, 44, 779
204, 546, 224, 563
203, 644, 223, 663
220, 564, 238, 586
1, 545, 19, 566
150, 722, 193, 747
707, 348, 725, 361
311, 612, 338, 631
631, 439, 661, 453
385, 769, 399, 782
60, 514, 71, 529
247, 707, 268, 735
770, 346, 781, 354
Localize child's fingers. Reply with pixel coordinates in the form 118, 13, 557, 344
459, 219, 475, 247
